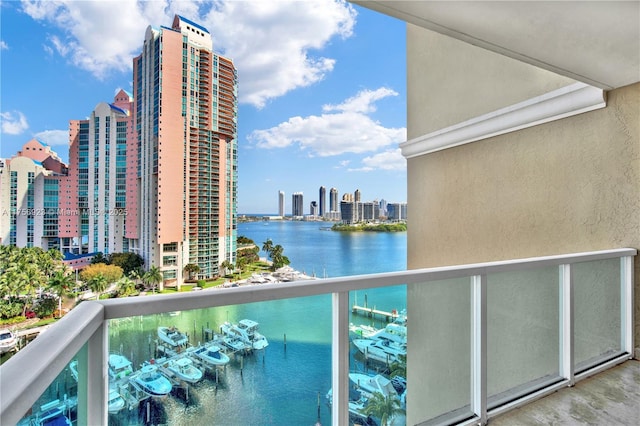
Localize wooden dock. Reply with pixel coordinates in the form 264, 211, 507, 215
351, 305, 400, 322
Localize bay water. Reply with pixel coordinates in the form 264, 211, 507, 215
35, 220, 408, 425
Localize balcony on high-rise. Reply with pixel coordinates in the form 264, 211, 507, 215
0, 248, 637, 425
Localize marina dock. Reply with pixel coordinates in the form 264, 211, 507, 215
351, 305, 401, 322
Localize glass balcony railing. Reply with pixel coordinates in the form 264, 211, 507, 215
0, 248, 635, 426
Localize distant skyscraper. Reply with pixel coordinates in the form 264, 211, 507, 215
354, 189, 361, 202
135, 15, 238, 286
278, 191, 285, 217
319, 186, 326, 217
310, 201, 318, 217
62, 90, 134, 255
292, 192, 304, 216
329, 187, 339, 213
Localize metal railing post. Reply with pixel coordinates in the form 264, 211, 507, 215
85, 320, 108, 424
621, 256, 634, 356
559, 264, 575, 386
332, 291, 350, 426
471, 274, 487, 424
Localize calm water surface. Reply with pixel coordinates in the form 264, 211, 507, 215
29, 220, 408, 425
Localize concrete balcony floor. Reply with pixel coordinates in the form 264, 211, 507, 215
490, 360, 640, 425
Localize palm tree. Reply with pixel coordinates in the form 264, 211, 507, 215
362, 392, 405, 426
183, 263, 200, 281
220, 260, 234, 277
389, 354, 406, 379
144, 266, 163, 293
47, 268, 74, 317
89, 274, 108, 300
115, 276, 137, 297
262, 239, 274, 258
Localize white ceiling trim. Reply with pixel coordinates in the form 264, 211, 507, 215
400, 83, 606, 159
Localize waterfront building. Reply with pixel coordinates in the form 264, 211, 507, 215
387, 202, 407, 221
278, 190, 285, 217
134, 15, 238, 286
310, 201, 318, 217
0, 139, 67, 249
354, 188, 361, 203
360, 201, 379, 222
60, 90, 135, 256
339, 201, 355, 224
291, 192, 304, 217
318, 186, 326, 217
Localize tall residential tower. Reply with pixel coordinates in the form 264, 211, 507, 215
134, 15, 238, 286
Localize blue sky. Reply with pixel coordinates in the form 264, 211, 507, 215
0, 0, 407, 214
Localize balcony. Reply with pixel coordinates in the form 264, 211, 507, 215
0, 248, 635, 425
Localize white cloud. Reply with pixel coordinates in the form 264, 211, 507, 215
248, 87, 406, 157
206, 0, 356, 107
20, 0, 357, 105
348, 149, 406, 172
33, 129, 69, 146
323, 88, 398, 114
0, 41, 8, 50
1, 111, 29, 135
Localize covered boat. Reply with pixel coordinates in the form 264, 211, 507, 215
163, 356, 203, 383
108, 353, 134, 381
189, 343, 230, 366
158, 326, 188, 347
131, 364, 172, 398
220, 319, 268, 350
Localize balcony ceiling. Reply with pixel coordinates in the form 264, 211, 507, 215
352, 1, 640, 90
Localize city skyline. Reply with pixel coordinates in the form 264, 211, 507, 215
274, 186, 404, 217
0, 1, 407, 214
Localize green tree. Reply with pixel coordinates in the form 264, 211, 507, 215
47, 268, 74, 317
108, 252, 145, 275
220, 260, 234, 277
269, 244, 290, 271
144, 266, 163, 293
362, 392, 405, 426
183, 263, 201, 281
115, 276, 137, 297
80, 263, 123, 284
88, 274, 108, 299
262, 239, 274, 258
90, 252, 108, 265
389, 354, 406, 380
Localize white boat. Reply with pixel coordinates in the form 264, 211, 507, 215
222, 335, 249, 352
220, 319, 268, 350
109, 353, 134, 381
158, 326, 188, 347
349, 372, 399, 399
188, 342, 230, 366
350, 322, 407, 346
130, 364, 172, 398
352, 338, 406, 364
107, 388, 126, 414
162, 356, 203, 383
0, 329, 17, 354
